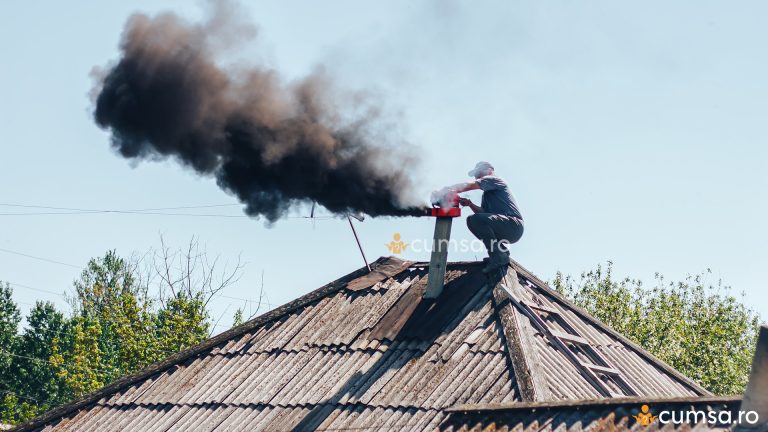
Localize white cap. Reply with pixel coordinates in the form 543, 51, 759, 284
468, 161, 494, 177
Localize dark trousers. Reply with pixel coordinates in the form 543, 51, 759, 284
466, 213, 524, 265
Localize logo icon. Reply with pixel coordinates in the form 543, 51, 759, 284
385, 233, 409, 254
633, 405, 657, 426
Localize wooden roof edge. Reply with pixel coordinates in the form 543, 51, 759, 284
507, 258, 714, 397
446, 395, 743, 413
11, 256, 401, 432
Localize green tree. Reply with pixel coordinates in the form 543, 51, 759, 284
156, 294, 209, 353
55, 250, 167, 390
232, 308, 244, 327
0, 239, 242, 425
553, 262, 761, 395
69, 251, 158, 378
0, 282, 22, 424
50, 316, 104, 398
51, 241, 239, 400
11, 302, 71, 418
0, 393, 39, 426
0, 282, 20, 371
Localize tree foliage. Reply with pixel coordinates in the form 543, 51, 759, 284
0, 282, 21, 380
0, 238, 243, 425
232, 308, 244, 327
553, 262, 762, 395
0, 282, 24, 424
11, 302, 70, 417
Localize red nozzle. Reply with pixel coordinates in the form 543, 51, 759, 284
428, 207, 461, 217
419, 207, 461, 217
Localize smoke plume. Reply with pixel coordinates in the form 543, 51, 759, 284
92, 3, 425, 222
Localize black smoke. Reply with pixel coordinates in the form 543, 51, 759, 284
92, 3, 425, 222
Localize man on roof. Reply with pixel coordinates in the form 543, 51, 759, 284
449, 161, 524, 274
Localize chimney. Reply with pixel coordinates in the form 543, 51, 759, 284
739, 325, 768, 430
423, 207, 461, 298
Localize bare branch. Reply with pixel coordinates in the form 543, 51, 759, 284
248, 269, 266, 320
145, 234, 246, 310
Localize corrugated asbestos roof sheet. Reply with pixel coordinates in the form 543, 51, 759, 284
16, 257, 710, 432
441, 396, 743, 431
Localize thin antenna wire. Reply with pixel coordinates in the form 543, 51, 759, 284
210, 303, 232, 337
347, 216, 370, 272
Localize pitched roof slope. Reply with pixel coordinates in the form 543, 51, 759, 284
17, 257, 709, 432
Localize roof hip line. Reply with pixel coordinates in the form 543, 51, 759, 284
508, 258, 712, 396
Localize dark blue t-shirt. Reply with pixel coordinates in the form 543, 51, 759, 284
477, 176, 523, 220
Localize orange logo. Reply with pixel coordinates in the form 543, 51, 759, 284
633, 405, 657, 426
385, 233, 408, 254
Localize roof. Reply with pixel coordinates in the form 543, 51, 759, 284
442, 396, 743, 431
15, 257, 711, 432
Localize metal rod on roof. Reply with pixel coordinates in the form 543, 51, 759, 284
347, 215, 371, 272
310, 201, 317, 229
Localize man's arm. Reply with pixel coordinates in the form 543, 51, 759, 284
449, 180, 481, 193
432, 180, 483, 212
458, 197, 483, 214
451, 180, 483, 213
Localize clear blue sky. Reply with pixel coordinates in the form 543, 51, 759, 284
1, 1, 766, 331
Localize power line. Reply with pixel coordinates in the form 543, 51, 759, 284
0, 293, 233, 357
0, 202, 247, 217
0, 202, 336, 219
8, 280, 277, 321
0, 303, 252, 378
0, 210, 335, 218
0, 349, 118, 376
7, 275, 276, 310
3, 281, 251, 355
0, 246, 275, 307
1, 211, 241, 217
0, 203, 239, 212
6, 276, 276, 323
0, 247, 83, 269
5, 281, 68, 297
14, 299, 37, 308
0, 388, 49, 405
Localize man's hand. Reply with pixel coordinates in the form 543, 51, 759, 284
458, 197, 473, 207
458, 197, 483, 214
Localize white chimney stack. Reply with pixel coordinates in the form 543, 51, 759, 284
421, 200, 461, 298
